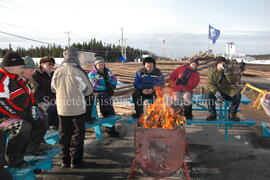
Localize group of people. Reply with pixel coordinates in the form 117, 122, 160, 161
0, 48, 243, 176
131, 56, 242, 123
0, 52, 56, 179
0, 48, 122, 173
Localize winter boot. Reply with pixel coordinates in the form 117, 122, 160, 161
228, 113, 240, 122
105, 126, 120, 138
206, 113, 217, 121
184, 105, 193, 120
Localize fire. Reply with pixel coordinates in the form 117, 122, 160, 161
139, 86, 186, 129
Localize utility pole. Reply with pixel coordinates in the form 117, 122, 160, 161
162, 39, 165, 60
149, 41, 153, 56
65, 31, 71, 47
121, 27, 126, 60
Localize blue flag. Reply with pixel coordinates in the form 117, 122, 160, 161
208, 25, 220, 44
119, 55, 126, 63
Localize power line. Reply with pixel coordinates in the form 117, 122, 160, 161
0, 21, 65, 39
0, 30, 65, 48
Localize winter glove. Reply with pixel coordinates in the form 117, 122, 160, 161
31, 106, 42, 120
215, 91, 224, 101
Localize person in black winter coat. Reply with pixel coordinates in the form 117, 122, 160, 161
31, 56, 59, 129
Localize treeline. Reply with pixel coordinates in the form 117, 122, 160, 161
249, 54, 270, 60
0, 39, 152, 62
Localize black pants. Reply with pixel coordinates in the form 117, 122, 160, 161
59, 114, 85, 165
95, 92, 117, 132
25, 118, 48, 153
96, 92, 115, 117
207, 92, 241, 115
132, 89, 155, 116
47, 105, 59, 127
0, 132, 7, 165
4, 120, 32, 165
0, 166, 12, 180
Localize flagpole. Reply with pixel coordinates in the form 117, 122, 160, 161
207, 25, 210, 53
207, 38, 210, 53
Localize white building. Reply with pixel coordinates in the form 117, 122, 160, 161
223, 42, 255, 62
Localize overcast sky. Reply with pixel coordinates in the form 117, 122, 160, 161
0, 0, 269, 58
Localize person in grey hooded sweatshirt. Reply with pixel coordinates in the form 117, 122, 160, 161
51, 48, 93, 168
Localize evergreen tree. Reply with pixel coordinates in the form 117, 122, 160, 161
0, 38, 156, 62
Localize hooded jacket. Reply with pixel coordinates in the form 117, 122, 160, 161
51, 58, 93, 116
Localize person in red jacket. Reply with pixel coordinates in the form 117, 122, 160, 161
0, 52, 32, 168
169, 59, 200, 119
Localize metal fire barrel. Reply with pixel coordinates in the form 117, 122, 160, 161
135, 127, 187, 177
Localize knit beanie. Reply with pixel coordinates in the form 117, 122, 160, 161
143, 57, 156, 65
24, 56, 37, 69
215, 57, 227, 66
94, 57, 105, 65
2, 51, 25, 68
190, 59, 199, 65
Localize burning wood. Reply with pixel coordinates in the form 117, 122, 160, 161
139, 86, 186, 129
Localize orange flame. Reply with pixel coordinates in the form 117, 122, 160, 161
139, 86, 186, 129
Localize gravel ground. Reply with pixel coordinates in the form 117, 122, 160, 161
36, 70, 270, 180
36, 103, 270, 180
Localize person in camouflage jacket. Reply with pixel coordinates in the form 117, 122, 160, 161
206, 57, 241, 122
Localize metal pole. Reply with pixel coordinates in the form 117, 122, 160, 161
207, 39, 210, 52
162, 39, 165, 59
65, 31, 71, 47
121, 27, 124, 58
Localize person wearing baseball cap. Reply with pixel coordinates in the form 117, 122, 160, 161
0, 51, 32, 168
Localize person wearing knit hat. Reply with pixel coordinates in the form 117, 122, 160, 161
215, 57, 227, 67
169, 58, 200, 119
143, 57, 156, 66
0, 51, 33, 168
88, 56, 120, 137
24, 56, 37, 69
206, 56, 241, 122
1, 51, 25, 68
94, 56, 105, 65
132, 56, 164, 118
22, 56, 37, 80
21, 56, 53, 156
1, 51, 25, 77
190, 59, 199, 66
